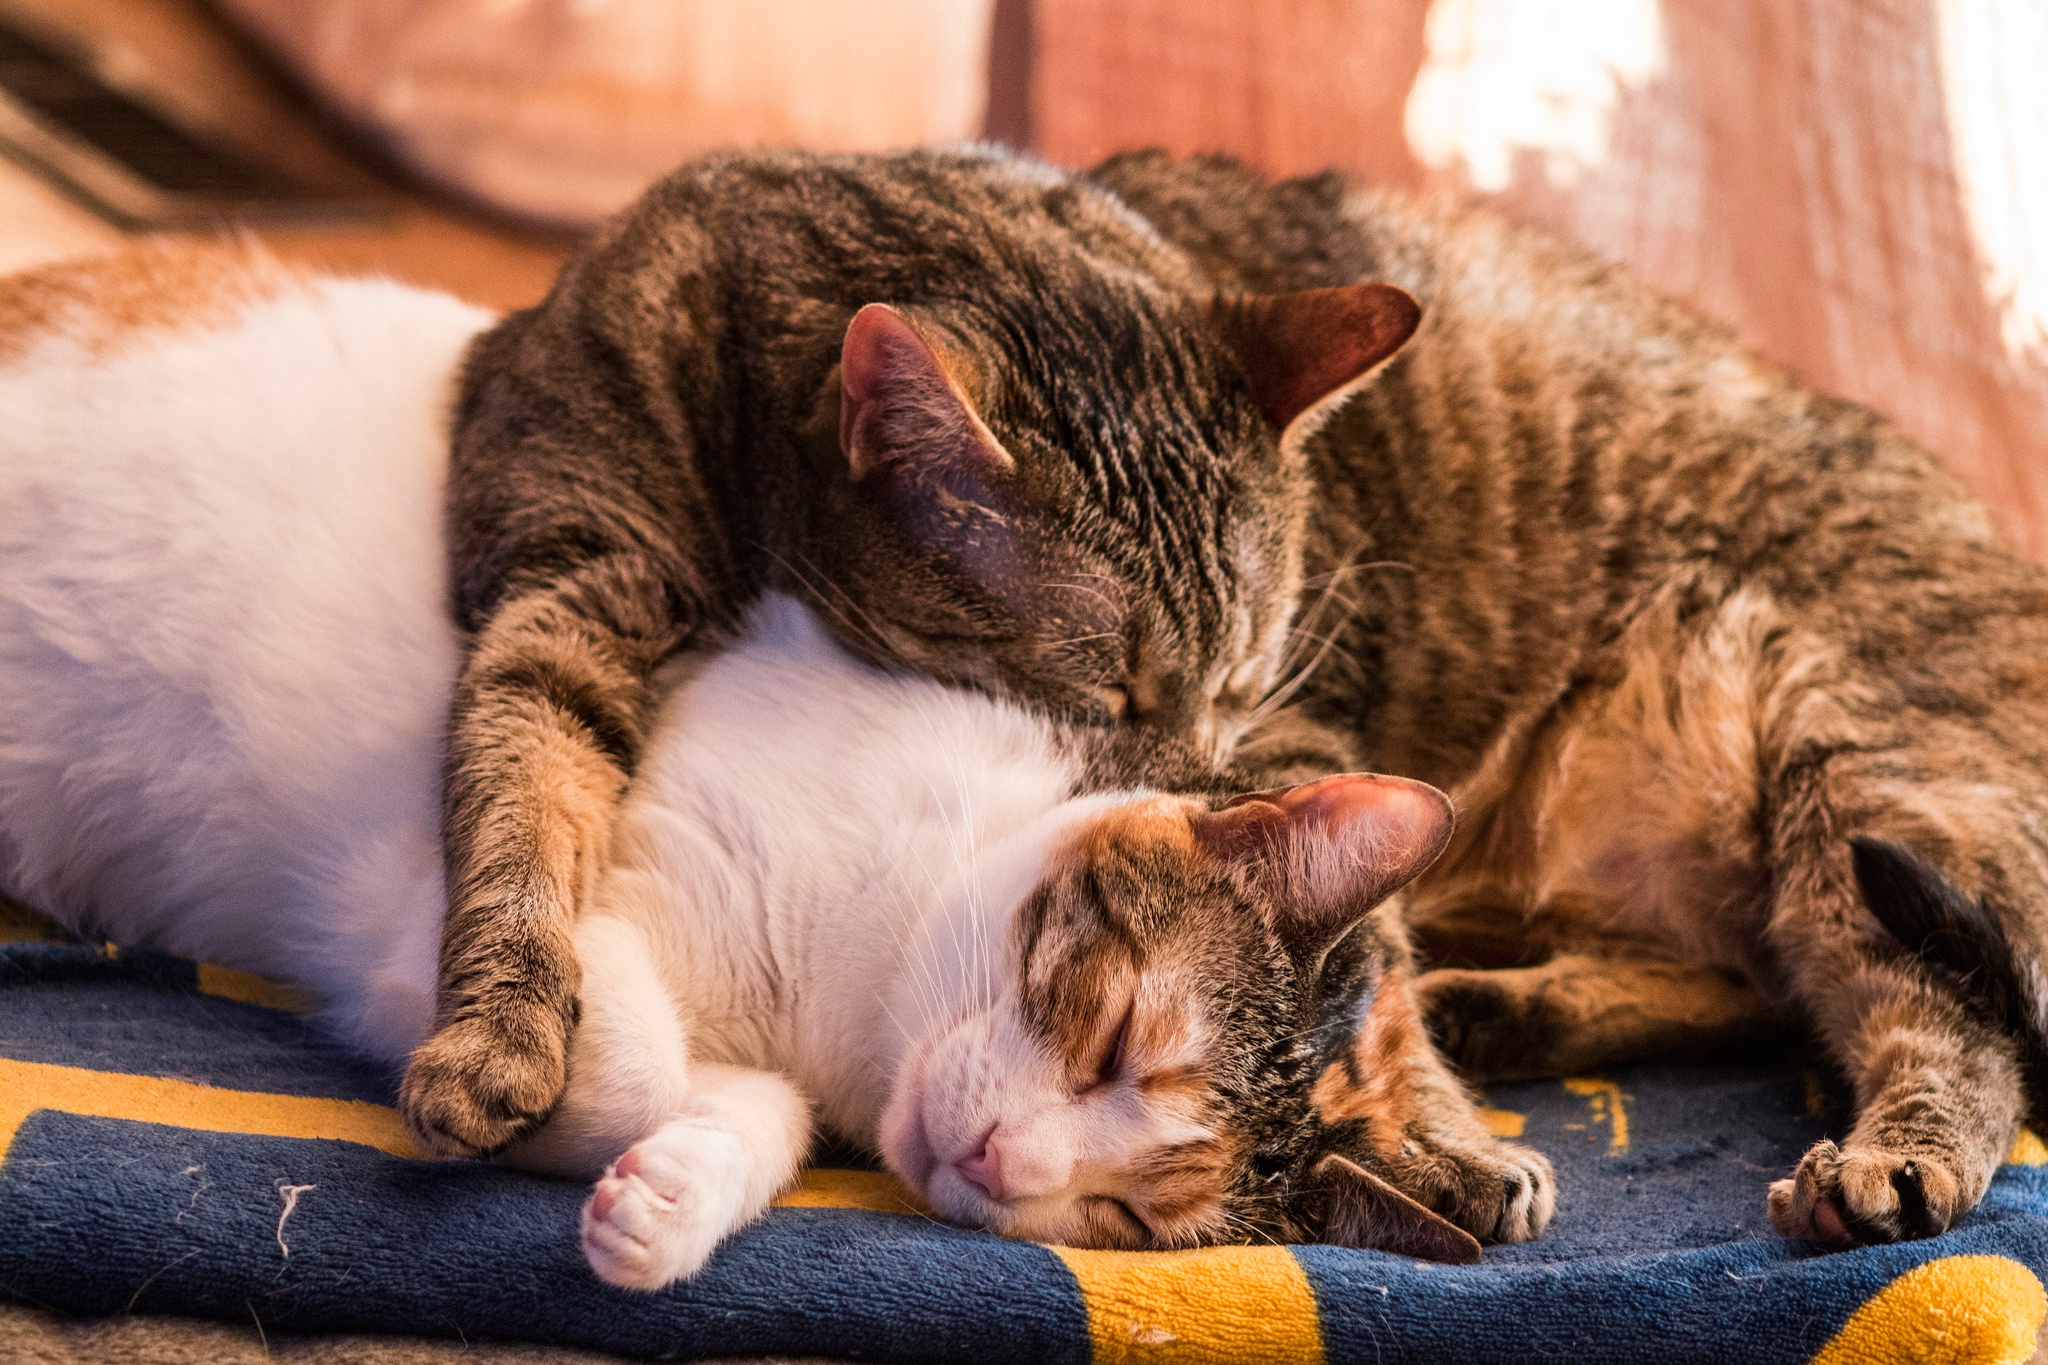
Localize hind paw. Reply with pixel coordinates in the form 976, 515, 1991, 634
1769, 1139, 1961, 1247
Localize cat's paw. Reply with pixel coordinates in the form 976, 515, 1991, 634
399, 1002, 574, 1158
1413, 969, 1517, 1077
1402, 1134, 1556, 1245
582, 1126, 745, 1290
1768, 1139, 1961, 1246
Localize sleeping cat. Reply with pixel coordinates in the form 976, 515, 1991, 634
1095, 151, 2048, 1249
413, 145, 1421, 1159
0, 244, 1551, 1286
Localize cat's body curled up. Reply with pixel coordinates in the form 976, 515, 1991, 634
0, 244, 1549, 1286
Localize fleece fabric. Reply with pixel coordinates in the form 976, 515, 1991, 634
1, 932, 2043, 1365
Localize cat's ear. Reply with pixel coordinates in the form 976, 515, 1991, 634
1310, 1154, 1483, 1264
839, 304, 1013, 482
1190, 773, 1452, 947
1204, 283, 1420, 448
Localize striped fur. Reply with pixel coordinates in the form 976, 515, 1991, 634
419, 147, 1417, 1156
1094, 151, 2048, 1247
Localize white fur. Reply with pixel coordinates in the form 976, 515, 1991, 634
0, 275, 488, 1060
0, 265, 1213, 1288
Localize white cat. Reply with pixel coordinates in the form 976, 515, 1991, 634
0, 245, 1549, 1288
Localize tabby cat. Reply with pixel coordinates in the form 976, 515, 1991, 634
0, 245, 1550, 1285
1092, 151, 2048, 1248
417, 146, 1420, 1158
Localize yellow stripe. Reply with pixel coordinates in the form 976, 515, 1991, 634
0, 897, 64, 944
194, 962, 310, 1013
2008, 1128, 2048, 1166
1479, 1105, 1526, 1138
1054, 1244, 1323, 1365
772, 1168, 931, 1214
0, 1056, 930, 1213
1564, 1076, 1630, 1154
0, 1056, 418, 1158
1809, 1255, 2045, 1365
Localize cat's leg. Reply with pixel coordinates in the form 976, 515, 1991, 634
401, 552, 685, 1157
1320, 906, 1556, 1245
580, 1064, 811, 1290
1764, 796, 2025, 1245
502, 912, 813, 1286
1415, 954, 1773, 1081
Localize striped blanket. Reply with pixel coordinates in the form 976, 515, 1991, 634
2, 906, 2043, 1364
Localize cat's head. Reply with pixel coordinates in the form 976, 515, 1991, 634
818, 278, 1418, 763
878, 772, 1501, 1261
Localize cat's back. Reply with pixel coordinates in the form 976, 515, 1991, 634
1094, 154, 2034, 783
0, 244, 490, 1021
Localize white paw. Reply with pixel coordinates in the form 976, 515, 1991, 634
580, 1124, 744, 1290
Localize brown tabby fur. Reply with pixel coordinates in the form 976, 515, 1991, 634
1009, 789, 1550, 1250
1094, 151, 2048, 1245
418, 147, 1418, 1162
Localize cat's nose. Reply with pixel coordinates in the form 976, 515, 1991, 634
953, 1135, 1008, 1203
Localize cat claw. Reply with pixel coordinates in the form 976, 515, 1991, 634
1403, 1134, 1555, 1245
1769, 1139, 1959, 1246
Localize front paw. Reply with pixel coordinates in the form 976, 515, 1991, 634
1768, 1139, 1962, 1246
1413, 969, 1532, 1081
400, 1003, 574, 1158
582, 1127, 745, 1290
1401, 1134, 1556, 1245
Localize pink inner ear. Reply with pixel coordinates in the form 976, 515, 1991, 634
1211, 282, 1421, 434
838, 303, 1010, 481
1267, 774, 1451, 863
839, 304, 933, 470
1195, 773, 1455, 921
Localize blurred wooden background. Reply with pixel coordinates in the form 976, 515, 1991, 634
1026, 0, 2048, 560
3, 0, 2043, 557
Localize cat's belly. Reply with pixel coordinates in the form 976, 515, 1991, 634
1406, 585, 1797, 984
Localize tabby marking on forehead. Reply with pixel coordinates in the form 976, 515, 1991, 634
0, 241, 302, 365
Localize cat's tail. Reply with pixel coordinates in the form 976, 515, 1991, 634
1851, 836, 2048, 1131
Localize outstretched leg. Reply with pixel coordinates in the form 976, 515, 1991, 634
402, 554, 683, 1158
1764, 761, 2028, 1245
1415, 954, 1774, 1082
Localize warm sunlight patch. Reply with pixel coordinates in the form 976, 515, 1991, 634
1404, 0, 1665, 191
1937, 0, 2048, 363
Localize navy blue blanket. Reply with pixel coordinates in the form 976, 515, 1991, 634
3, 927, 2043, 1363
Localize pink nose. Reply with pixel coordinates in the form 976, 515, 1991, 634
953, 1135, 1007, 1203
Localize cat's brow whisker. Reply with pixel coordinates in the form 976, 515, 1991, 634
761, 547, 893, 659
1243, 624, 1349, 733
1273, 554, 1411, 679
872, 833, 952, 1038
1043, 630, 1122, 651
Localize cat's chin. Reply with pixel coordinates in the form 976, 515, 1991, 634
876, 1044, 1016, 1235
